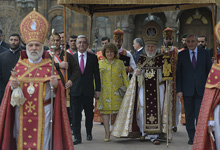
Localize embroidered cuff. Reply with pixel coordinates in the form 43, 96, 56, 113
208, 120, 215, 127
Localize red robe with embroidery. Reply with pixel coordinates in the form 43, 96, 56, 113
193, 55, 220, 150
0, 51, 74, 150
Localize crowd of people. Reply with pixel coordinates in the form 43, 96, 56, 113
0, 9, 220, 150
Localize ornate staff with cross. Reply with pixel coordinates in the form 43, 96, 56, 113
50, 29, 56, 150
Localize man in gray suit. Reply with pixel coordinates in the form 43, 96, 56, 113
176, 34, 212, 145
132, 38, 144, 64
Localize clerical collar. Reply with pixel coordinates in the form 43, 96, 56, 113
28, 57, 42, 64
137, 47, 143, 52
10, 48, 20, 54
118, 47, 123, 53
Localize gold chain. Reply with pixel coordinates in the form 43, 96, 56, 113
27, 62, 40, 97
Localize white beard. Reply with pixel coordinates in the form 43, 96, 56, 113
146, 50, 157, 57
26, 47, 44, 61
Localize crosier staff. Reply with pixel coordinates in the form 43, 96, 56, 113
50, 29, 56, 150
63, 6, 70, 107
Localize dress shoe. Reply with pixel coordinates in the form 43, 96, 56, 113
73, 138, 81, 145
152, 140, 160, 145
140, 136, 145, 141
172, 127, 177, 132
104, 138, 110, 142
87, 135, 93, 141
188, 139, 193, 145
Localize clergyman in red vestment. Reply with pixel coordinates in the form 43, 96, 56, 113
193, 21, 220, 150
0, 9, 74, 150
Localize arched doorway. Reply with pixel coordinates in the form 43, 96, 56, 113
51, 16, 64, 33
178, 7, 213, 48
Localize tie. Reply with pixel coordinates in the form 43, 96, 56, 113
192, 51, 196, 69
80, 54, 84, 73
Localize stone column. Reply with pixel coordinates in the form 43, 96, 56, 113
164, 11, 180, 47
118, 15, 135, 51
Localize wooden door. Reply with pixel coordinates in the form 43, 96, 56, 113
179, 8, 213, 49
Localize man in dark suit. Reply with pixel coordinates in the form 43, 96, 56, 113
197, 35, 214, 57
101, 36, 110, 47
176, 34, 212, 145
47, 33, 80, 135
0, 29, 10, 49
71, 35, 101, 145
132, 38, 144, 64
47, 32, 80, 88
58, 31, 69, 50
0, 33, 21, 103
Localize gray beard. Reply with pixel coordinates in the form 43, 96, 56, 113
26, 47, 44, 61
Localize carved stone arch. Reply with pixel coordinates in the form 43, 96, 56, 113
164, 11, 180, 27
134, 13, 165, 47
177, 7, 213, 48
92, 16, 112, 49
51, 16, 64, 33
151, 12, 166, 27
134, 13, 165, 38
163, 11, 180, 45
134, 14, 149, 40
47, 5, 88, 39
48, 5, 64, 23
48, 5, 64, 33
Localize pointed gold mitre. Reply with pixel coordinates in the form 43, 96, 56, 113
143, 20, 161, 45
20, 8, 49, 44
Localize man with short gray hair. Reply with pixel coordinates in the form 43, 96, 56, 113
132, 38, 144, 63
176, 33, 212, 145
71, 35, 101, 145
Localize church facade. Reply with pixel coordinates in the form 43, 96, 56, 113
0, 1, 219, 53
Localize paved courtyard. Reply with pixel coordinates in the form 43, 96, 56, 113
73, 115, 193, 150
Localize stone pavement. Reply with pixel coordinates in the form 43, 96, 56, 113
72, 117, 193, 150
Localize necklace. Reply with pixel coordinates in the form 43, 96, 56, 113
27, 62, 40, 97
